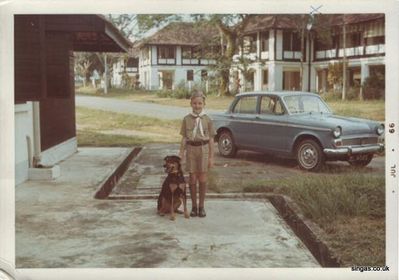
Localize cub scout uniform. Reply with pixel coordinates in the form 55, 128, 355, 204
180, 112, 216, 172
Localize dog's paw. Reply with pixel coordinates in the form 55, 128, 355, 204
184, 212, 190, 219
170, 215, 176, 221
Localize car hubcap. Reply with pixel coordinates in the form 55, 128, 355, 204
299, 144, 318, 169
219, 135, 232, 154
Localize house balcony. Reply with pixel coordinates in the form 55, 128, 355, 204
200, 59, 216, 65
182, 58, 199, 65
158, 58, 176, 64
283, 51, 302, 60
315, 44, 385, 60
232, 52, 257, 62
260, 51, 269, 60
126, 67, 138, 73
365, 44, 385, 55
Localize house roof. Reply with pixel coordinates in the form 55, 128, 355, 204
138, 21, 219, 47
242, 14, 385, 34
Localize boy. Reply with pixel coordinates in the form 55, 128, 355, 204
179, 90, 216, 217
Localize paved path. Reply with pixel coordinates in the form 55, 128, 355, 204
16, 146, 319, 269
76, 95, 222, 120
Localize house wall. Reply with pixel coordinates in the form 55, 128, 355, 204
139, 44, 215, 91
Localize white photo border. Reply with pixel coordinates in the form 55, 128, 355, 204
0, 0, 397, 279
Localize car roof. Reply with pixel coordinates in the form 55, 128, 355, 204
235, 91, 319, 98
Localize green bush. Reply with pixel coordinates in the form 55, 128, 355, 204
363, 73, 385, 100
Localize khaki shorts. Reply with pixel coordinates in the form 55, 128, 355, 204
185, 144, 209, 173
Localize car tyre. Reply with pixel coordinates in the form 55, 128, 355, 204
296, 139, 324, 171
218, 130, 237, 157
348, 154, 373, 167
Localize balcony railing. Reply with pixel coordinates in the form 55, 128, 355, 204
182, 58, 199, 65
158, 58, 176, 64
315, 44, 385, 60
260, 51, 269, 60
200, 59, 216, 65
283, 51, 302, 60
365, 44, 385, 55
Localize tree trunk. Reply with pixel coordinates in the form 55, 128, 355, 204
342, 22, 347, 100
103, 53, 108, 94
300, 26, 305, 91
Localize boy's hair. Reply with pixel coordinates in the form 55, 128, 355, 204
190, 89, 206, 102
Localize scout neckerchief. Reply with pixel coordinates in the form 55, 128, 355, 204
190, 111, 206, 138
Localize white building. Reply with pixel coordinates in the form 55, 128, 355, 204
232, 14, 385, 94
137, 22, 219, 90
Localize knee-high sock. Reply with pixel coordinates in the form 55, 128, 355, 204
189, 184, 197, 208
199, 182, 207, 208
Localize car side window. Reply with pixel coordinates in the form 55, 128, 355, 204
260, 96, 285, 115
260, 96, 274, 115
232, 96, 257, 114
274, 99, 285, 114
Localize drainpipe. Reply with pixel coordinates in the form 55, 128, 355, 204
32, 101, 42, 167
307, 33, 311, 92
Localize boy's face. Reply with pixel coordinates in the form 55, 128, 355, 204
190, 97, 205, 114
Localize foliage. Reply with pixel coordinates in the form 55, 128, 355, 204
363, 70, 385, 100
327, 62, 348, 91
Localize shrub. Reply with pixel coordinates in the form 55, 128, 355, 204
363, 73, 385, 100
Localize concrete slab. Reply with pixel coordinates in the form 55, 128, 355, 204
16, 146, 320, 268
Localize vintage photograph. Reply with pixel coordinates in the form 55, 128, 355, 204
0, 1, 397, 279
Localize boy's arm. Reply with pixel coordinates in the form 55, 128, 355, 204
179, 137, 186, 160
208, 137, 214, 168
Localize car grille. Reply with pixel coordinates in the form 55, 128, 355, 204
342, 137, 378, 146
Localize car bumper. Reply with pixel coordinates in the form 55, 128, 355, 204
323, 144, 384, 156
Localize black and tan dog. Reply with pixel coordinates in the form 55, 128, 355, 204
157, 155, 189, 220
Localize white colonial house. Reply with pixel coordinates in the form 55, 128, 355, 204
137, 22, 219, 90
111, 47, 139, 88
231, 14, 384, 94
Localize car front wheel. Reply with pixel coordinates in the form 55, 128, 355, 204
348, 154, 374, 167
217, 130, 237, 157
296, 139, 324, 171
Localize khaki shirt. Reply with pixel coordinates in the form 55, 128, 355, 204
180, 114, 216, 141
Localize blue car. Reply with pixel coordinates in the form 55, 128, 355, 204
209, 91, 384, 171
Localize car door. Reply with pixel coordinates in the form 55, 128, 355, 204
228, 95, 259, 149
254, 95, 290, 153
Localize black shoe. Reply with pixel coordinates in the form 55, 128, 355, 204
190, 207, 198, 217
198, 207, 206, 218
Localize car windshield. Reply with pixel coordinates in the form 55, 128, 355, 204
283, 95, 331, 114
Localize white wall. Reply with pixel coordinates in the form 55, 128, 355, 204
15, 103, 34, 185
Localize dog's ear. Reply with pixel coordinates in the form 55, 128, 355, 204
170, 155, 181, 162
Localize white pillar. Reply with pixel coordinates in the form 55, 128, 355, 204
269, 29, 275, 61
361, 63, 370, 84
255, 63, 262, 91
268, 63, 283, 91
176, 46, 182, 65
32, 102, 41, 165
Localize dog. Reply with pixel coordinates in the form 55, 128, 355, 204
157, 155, 189, 220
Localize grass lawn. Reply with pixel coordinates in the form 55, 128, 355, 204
76, 106, 181, 146
76, 87, 385, 121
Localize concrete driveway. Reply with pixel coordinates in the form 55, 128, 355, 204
16, 146, 319, 268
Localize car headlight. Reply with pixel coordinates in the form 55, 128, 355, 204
376, 124, 384, 135
333, 126, 342, 138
